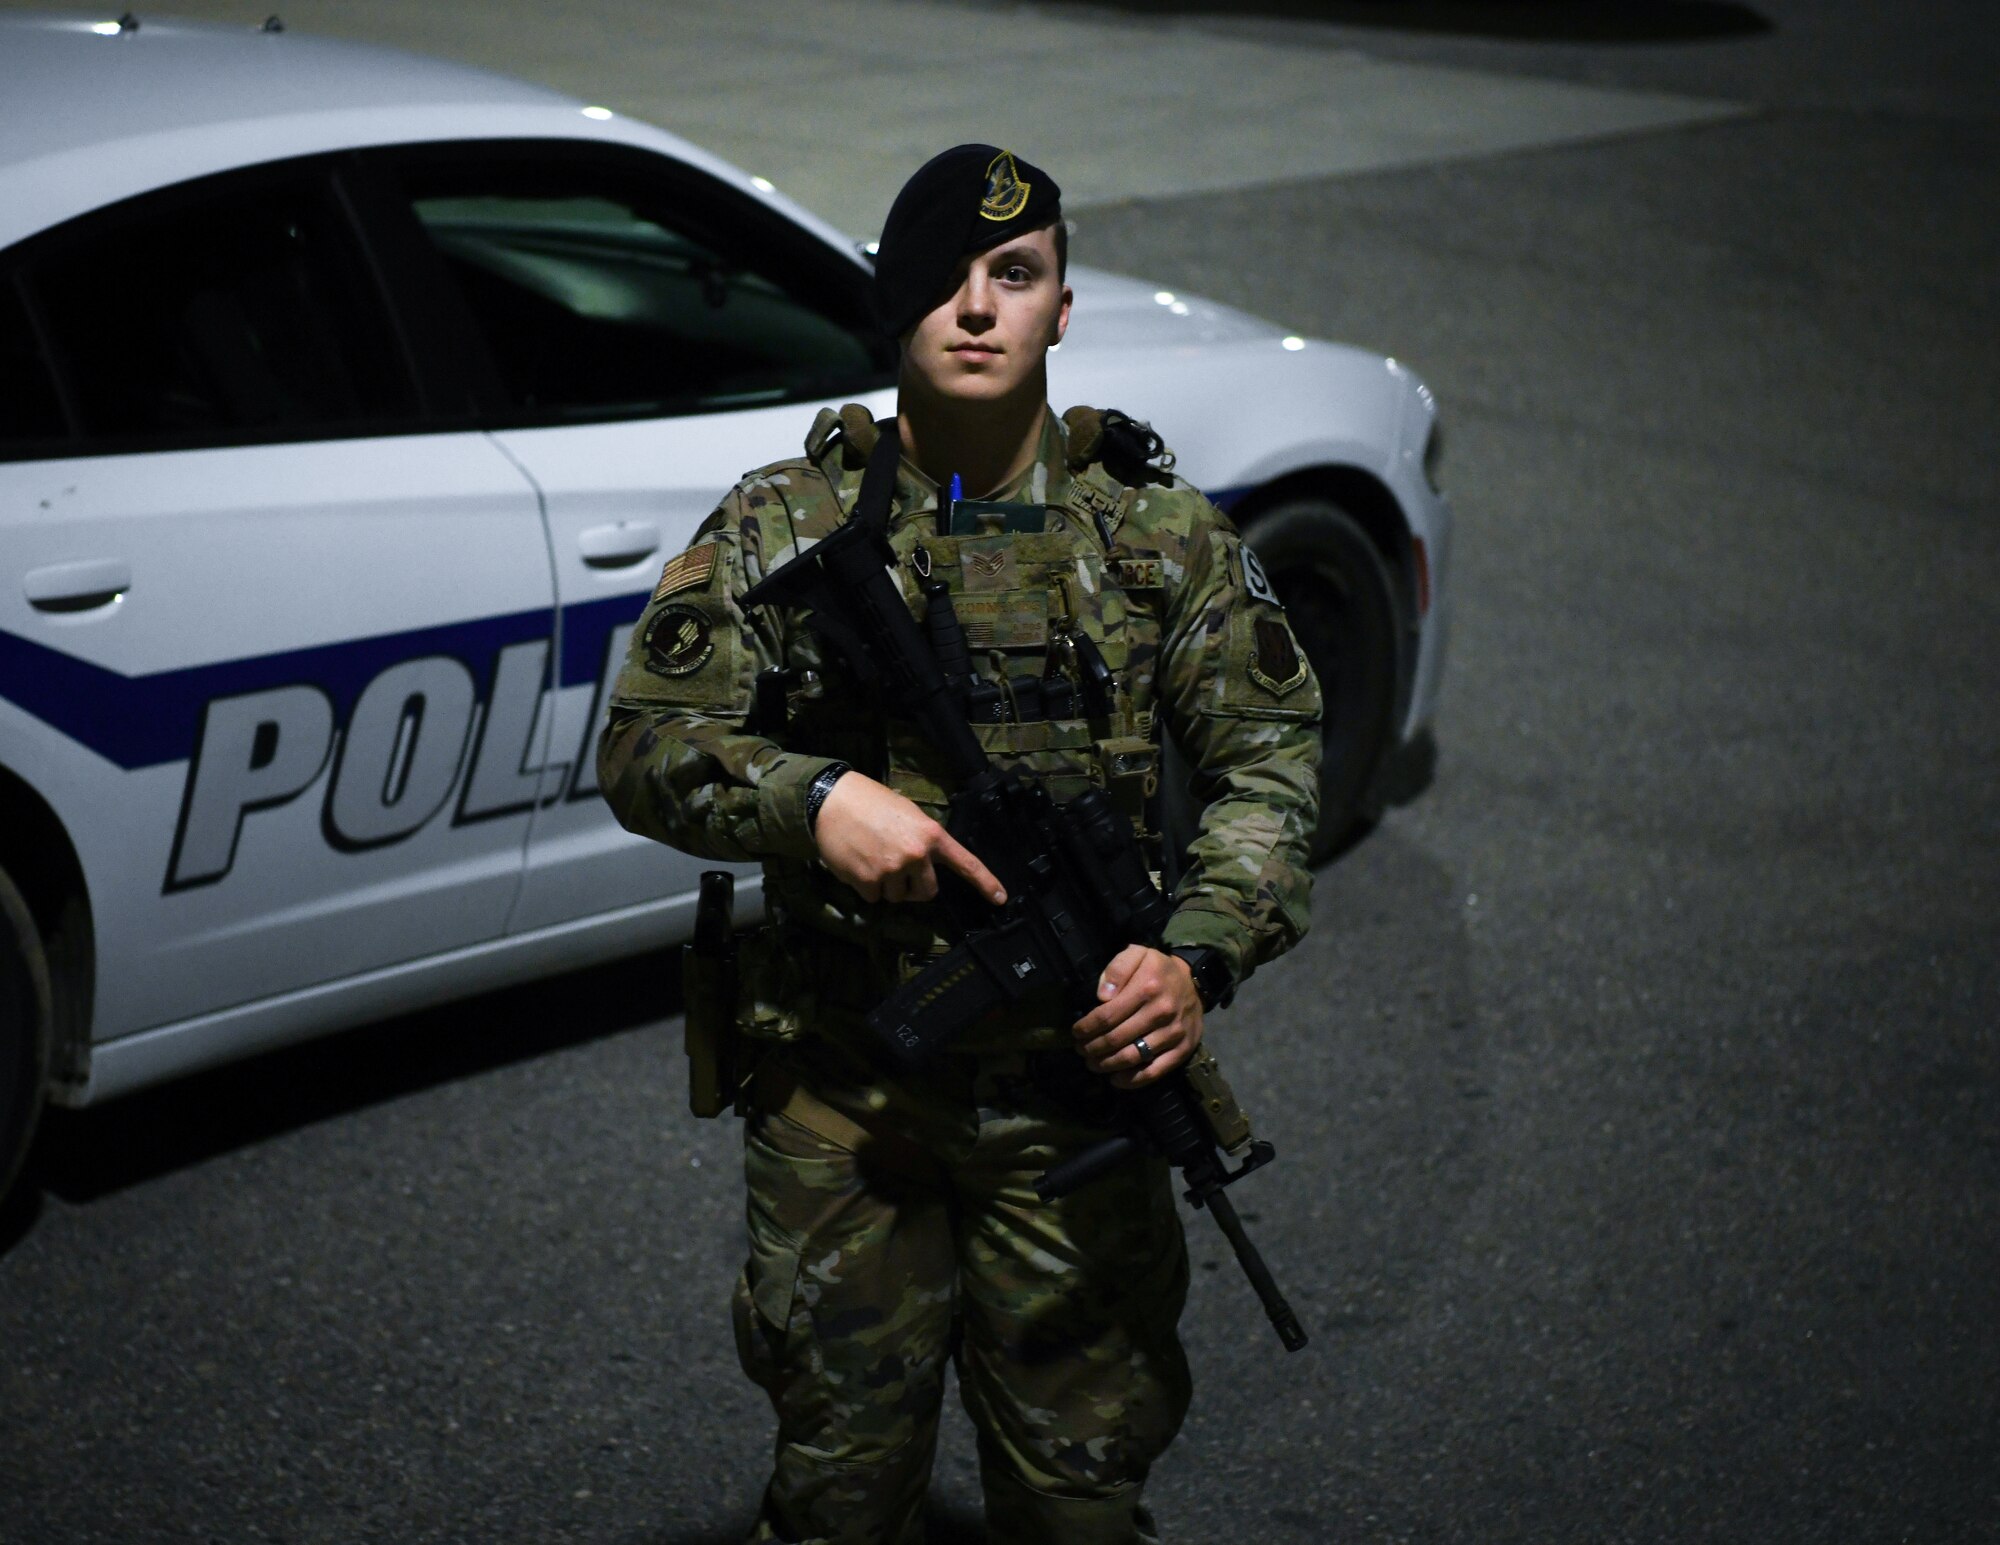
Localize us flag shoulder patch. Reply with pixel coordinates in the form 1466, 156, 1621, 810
653, 543, 718, 602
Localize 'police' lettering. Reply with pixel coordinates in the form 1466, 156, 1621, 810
325, 656, 475, 850
459, 639, 564, 820
167, 685, 335, 891
162, 616, 644, 887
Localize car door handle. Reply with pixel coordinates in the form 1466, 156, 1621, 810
578, 522, 661, 569
25, 558, 131, 613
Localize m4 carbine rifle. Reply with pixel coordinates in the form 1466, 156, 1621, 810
740, 426, 1306, 1353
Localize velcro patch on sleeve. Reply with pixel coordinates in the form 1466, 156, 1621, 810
645, 603, 716, 676
1248, 616, 1309, 697
653, 543, 719, 602
1239, 547, 1282, 608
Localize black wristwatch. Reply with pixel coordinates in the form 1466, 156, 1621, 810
1168, 945, 1234, 1012
804, 761, 850, 835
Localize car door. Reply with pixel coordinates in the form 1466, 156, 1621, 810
353, 139, 896, 933
0, 156, 554, 1044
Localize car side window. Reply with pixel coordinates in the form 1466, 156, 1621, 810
16, 164, 415, 453
376, 142, 894, 421
0, 280, 67, 457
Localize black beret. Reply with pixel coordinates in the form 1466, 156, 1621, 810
873, 144, 1062, 337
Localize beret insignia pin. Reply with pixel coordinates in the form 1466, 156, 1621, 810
980, 150, 1031, 222
646, 603, 716, 676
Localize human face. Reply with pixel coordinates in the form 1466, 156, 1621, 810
899, 224, 1073, 408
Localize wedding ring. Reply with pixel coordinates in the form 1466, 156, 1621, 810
1134, 1037, 1156, 1067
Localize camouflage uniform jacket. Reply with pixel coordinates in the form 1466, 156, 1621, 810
598, 404, 1323, 1048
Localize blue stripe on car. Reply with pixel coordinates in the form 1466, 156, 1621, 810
0, 597, 654, 770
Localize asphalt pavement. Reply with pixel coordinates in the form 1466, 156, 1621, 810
0, 0, 1748, 236
3, 2, 1996, 1541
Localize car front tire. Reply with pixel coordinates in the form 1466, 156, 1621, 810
0, 865, 53, 1204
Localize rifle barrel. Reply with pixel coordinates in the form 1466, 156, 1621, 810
1203, 1187, 1309, 1352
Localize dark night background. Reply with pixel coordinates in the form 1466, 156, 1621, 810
2, 1, 1994, 1540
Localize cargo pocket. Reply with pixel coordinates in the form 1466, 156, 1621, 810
731, 1247, 802, 1391
732, 1177, 805, 1391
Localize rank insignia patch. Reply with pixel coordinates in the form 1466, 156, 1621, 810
980, 150, 1031, 222
646, 603, 716, 676
653, 543, 718, 602
1248, 617, 1309, 697
960, 543, 1019, 591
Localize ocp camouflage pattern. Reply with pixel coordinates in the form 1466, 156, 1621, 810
598, 403, 1324, 1025
735, 1043, 1185, 1544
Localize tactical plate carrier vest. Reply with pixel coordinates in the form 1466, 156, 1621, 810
749, 406, 1175, 1049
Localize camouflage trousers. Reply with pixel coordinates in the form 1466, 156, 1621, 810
733, 1038, 1192, 1545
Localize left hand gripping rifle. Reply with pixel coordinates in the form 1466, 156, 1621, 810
739, 428, 1306, 1353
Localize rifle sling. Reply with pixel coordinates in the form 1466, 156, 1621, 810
853, 419, 903, 540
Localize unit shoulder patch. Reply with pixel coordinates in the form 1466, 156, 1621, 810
645, 603, 716, 677
1248, 616, 1309, 697
653, 543, 719, 603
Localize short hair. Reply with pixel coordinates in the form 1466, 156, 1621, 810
1050, 213, 1069, 278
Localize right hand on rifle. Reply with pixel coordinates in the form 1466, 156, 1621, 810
815, 772, 1008, 907
1072, 944, 1205, 1088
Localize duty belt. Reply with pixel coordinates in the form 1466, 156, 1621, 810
748, 1056, 942, 1183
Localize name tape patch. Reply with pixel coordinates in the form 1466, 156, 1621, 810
1111, 557, 1163, 590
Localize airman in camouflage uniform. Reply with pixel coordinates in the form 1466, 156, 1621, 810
598, 145, 1321, 1544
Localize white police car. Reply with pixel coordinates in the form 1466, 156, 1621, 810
0, 14, 1452, 1195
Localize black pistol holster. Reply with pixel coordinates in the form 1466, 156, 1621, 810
682, 869, 748, 1117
